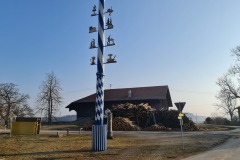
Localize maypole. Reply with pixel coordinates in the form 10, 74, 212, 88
89, 0, 116, 151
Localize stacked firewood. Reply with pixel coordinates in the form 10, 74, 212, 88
111, 103, 198, 131
155, 110, 199, 131
183, 121, 199, 131
111, 103, 136, 118
144, 124, 166, 131
112, 117, 140, 131
112, 103, 155, 128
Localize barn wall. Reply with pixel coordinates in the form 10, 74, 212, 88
76, 103, 95, 119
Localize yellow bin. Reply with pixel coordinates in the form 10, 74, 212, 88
11, 122, 37, 135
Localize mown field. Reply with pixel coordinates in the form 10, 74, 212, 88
0, 129, 230, 160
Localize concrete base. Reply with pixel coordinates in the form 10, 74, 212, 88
92, 125, 107, 151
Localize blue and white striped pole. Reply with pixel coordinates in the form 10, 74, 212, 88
92, 0, 107, 151
95, 0, 105, 125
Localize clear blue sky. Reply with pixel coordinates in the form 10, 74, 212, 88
1, 0, 240, 117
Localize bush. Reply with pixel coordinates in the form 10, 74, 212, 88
204, 117, 213, 124
231, 116, 240, 125
213, 117, 230, 125
205, 116, 231, 125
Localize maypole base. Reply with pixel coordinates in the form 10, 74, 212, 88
92, 125, 107, 151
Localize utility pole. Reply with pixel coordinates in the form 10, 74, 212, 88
89, 0, 116, 151
196, 113, 197, 124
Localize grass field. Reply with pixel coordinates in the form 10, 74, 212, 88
0, 130, 230, 160
197, 124, 235, 131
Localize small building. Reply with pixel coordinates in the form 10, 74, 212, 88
66, 85, 173, 120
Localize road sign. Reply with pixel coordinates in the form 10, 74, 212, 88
179, 113, 184, 117
174, 102, 186, 113
175, 103, 186, 150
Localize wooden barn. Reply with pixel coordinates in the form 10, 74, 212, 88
66, 85, 173, 120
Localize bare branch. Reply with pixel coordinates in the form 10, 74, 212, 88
0, 83, 32, 125
36, 72, 63, 124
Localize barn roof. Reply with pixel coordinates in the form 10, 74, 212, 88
66, 85, 173, 109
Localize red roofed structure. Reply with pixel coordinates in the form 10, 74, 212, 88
66, 86, 173, 119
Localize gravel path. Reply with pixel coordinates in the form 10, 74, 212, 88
182, 128, 240, 160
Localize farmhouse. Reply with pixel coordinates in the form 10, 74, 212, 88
66, 85, 173, 120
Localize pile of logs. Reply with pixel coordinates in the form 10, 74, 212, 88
183, 121, 199, 131
111, 103, 199, 131
155, 110, 199, 131
112, 117, 140, 131
155, 110, 179, 128
80, 103, 199, 131
144, 124, 166, 131
112, 103, 155, 128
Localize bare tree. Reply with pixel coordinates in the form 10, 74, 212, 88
215, 86, 237, 123
0, 83, 33, 125
36, 72, 62, 124
216, 74, 240, 99
216, 45, 240, 121
216, 46, 240, 98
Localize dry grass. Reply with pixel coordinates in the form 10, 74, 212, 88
41, 123, 235, 132
0, 131, 230, 160
41, 124, 80, 131
197, 124, 235, 131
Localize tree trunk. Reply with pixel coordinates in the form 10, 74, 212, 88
48, 99, 51, 124
6, 104, 10, 127
230, 112, 233, 124
50, 99, 53, 124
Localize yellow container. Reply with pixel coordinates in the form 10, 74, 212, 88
11, 122, 37, 135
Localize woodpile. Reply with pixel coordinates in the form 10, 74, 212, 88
155, 110, 199, 131
112, 117, 140, 131
112, 103, 155, 128
183, 121, 199, 131
144, 124, 167, 131
111, 103, 199, 131
80, 103, 199, 131
155, 110, 179, 128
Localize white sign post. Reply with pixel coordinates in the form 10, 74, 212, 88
175, 102, 186, 150
179, 118, 184, 149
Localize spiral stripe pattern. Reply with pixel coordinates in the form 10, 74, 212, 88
95, 0, 105, 125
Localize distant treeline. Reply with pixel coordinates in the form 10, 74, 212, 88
204, 116, 240, 126
41, 115, 76, 122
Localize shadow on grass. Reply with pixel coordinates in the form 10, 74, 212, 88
0, 149, 92, 157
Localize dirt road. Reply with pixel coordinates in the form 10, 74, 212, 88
182, 128, 240, 160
